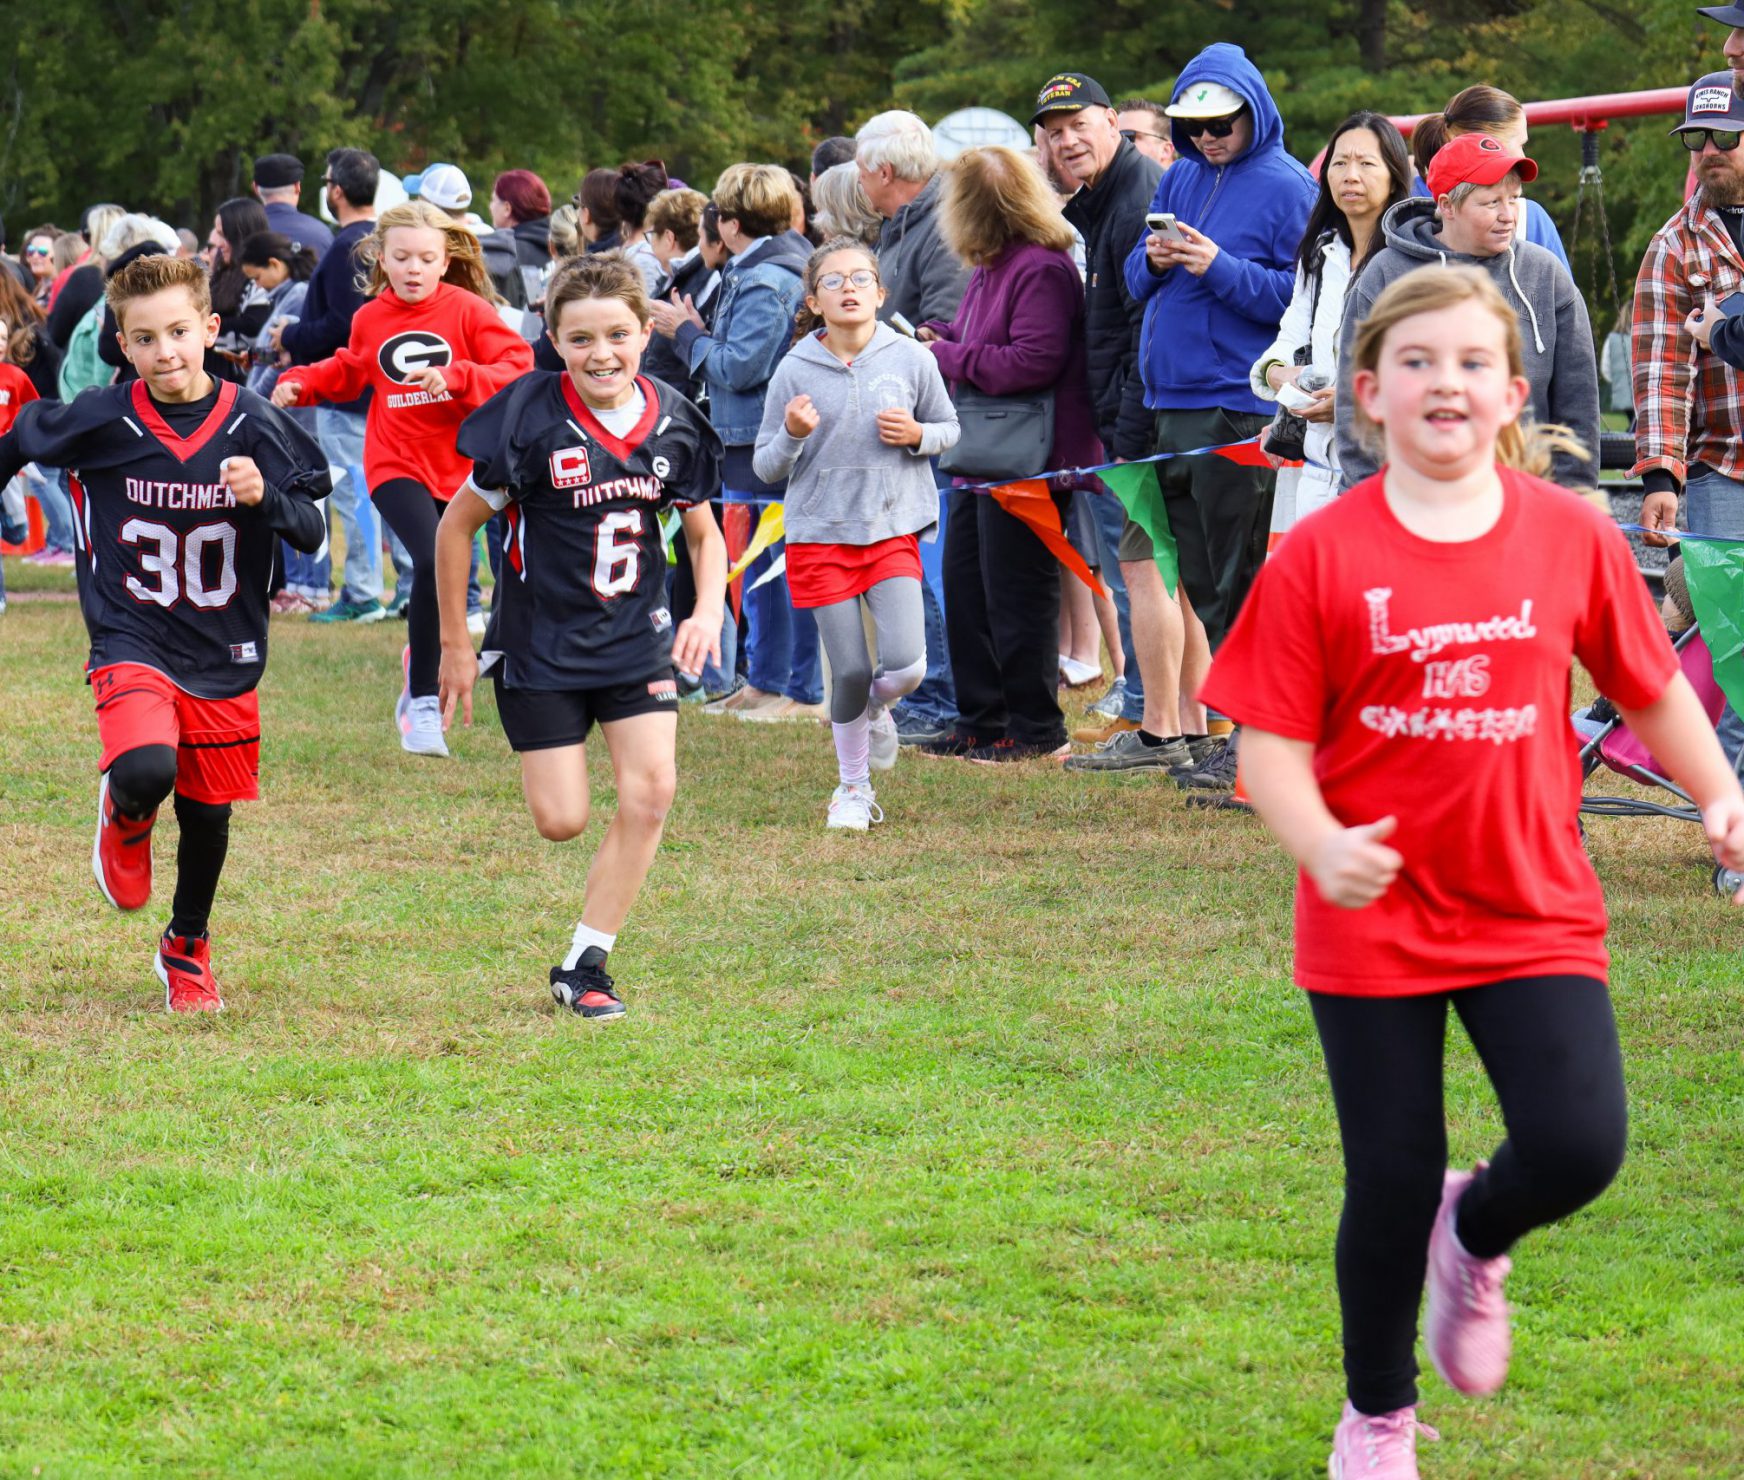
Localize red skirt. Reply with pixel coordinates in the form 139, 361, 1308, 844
784, 534, 922, 609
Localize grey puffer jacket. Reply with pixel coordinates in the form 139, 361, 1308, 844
876, 174, 971, 328
752, 322, 959, 545
1335, 196, 1598, 489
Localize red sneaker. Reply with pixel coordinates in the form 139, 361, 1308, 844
92, 774, 155, 911
156, 933, 224, 1013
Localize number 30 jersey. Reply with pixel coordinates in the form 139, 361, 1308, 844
0, 380, 329, 698
458, 372, 722, 690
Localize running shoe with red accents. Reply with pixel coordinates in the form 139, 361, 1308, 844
549, 956, 626, 1021
1425, 1165, 1513, 1394
156, 932, 224, 1013
92, 773, 156, 911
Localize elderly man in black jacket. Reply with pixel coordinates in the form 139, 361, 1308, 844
1033, 73, 1185, 774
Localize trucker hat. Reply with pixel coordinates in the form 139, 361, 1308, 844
1671, 71, 1744, 133
1423, 132, 1539, 200
402, 163, 473, 211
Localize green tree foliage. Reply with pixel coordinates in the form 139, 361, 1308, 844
0, 0, 1733, 331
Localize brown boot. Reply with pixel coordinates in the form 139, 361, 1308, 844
1071, 715, 1140, 745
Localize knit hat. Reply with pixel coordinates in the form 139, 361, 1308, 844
252, 153, 305, 189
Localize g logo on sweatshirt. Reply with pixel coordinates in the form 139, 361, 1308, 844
378, 331, 454, 383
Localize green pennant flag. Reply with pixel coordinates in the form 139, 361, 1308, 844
1680, 540, 1744, 718
1098, 461, 1179, 597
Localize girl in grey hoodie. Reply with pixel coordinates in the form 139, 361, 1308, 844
754, 240, 959, 831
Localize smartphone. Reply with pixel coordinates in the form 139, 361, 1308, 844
1720, 291, 1744, 317
1145, 212, 1189, 246
888, 311, 917, 338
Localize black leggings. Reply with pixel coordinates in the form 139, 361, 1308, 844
372, 478, 443, 698
1309, 975, 1628, 1415
107, 745, 232, 939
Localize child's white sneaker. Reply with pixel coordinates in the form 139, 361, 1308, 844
867, 703, 899, 772
826, 783, 883, 831
402, 696, 450, 757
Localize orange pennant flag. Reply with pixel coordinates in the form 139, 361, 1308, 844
988, 479, 1110, 598
1214, 435, 1299, 470
721, 503, 753, 621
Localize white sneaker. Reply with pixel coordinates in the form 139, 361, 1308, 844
467, 609, 487, 637
826, 783, 883, 831
867, 703, 899, 772
1058, 654, 1101, 688
402, 695, 450, 756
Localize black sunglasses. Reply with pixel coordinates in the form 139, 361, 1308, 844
1681, 127, 1744, 152
1186, 110, 1246, 140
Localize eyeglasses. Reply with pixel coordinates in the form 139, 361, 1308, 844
816, 269, 876, 291
1121, 129, 1169, 144
1187, 111, 1245, 140
24, 245, 51, 256
1682, 128, 1744, 152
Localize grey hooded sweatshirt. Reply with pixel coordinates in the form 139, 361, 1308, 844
753, 322, 959, 545
1335, 196, 1598, 490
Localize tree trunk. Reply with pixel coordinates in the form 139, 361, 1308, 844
1359, 0, 1386, 71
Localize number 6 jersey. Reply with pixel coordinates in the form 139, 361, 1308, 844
0, 379, 330, 698
458, 372, 722, 690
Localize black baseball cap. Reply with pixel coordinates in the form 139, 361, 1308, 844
253, 153, 306, 188
1697, 4, 1744, 26
1030, 72, 1113, 127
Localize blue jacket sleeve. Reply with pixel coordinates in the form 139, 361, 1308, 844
1525, 201, 1570, 274
681, 278, 795, 394
1122, 174, 1174, 303
279, 244, 365, 363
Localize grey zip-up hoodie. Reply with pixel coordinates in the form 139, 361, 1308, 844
1335, 196, 1598, 490
753, 322, 960, 545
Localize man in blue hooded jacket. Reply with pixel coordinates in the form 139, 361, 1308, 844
1122, 46, 1314, 785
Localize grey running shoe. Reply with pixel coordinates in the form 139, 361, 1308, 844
1178, 730, 1240, 790
1065, 728, 1191, 773
1087, 675, 1127, 719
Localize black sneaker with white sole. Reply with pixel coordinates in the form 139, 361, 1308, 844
1177, 729, 1241, 791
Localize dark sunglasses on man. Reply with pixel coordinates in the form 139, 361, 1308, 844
1120, 127, 1169, 146
1187, 109, 1246, 140
1681, 127, 1744, 152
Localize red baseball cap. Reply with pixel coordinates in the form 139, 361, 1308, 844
1424, 133, 1538, 201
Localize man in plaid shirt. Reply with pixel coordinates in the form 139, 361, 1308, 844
1633, 68, 1744, 760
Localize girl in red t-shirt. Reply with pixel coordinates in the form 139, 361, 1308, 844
1203, 266, 1744, 1477
274, 202, 532, 756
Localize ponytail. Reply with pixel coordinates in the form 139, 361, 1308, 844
1413, 85, 1527, 175
239, 231, 318, 282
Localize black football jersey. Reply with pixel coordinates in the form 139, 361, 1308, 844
0, 380, 329, 697
458, 372, 723, 690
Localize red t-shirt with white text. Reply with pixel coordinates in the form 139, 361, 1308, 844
1200, 468, 1678, 996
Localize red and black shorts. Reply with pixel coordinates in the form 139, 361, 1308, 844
91, 663, 261, 804
492, 674, 678, 752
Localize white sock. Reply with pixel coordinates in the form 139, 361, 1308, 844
833, 713, 871, 787
562, 922, 617, 970
870, 654, 927, 709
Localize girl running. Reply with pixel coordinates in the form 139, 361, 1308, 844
273, 201, 533, 754
752, 240, 958, 830
436, 256, 726, 1021
1200, 265, 1744, 1477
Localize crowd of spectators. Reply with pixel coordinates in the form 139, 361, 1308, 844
4, 28, 1740, 801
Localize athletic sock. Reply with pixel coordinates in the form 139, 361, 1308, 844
168, 792, 231, 939
1137, 730, 1184, 749
833, 712, 871, 787
563, 923, 616, 971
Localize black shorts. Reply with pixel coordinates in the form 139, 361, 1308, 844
493, 675, 678, 751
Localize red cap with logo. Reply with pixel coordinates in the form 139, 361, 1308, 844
1424, 133, 1539, 202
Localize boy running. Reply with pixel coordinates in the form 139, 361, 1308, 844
0, 255, 329, 1011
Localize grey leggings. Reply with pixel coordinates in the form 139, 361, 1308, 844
810, 577, 927, 723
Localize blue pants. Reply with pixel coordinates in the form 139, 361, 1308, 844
1684, 468, 1744, 766
742, 541, 822, 704
898, 480, 958, 726
1088, 485, 1144, 722
36, 466, 77, 550
316, 407, 381, 603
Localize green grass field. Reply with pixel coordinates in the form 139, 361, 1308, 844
3, 558, 1742, 1478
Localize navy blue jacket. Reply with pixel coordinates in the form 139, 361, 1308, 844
279, 219, 371, 414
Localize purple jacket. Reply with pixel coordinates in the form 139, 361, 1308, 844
923, 241, 1102, 471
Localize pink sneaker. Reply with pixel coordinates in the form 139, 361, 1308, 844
1328, 1401, 1439, 1479
1425, 1166, 1513, 1394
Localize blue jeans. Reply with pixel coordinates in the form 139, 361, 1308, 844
897, 478, 958, 726
1089, 485, 1144, 722
34, 466, 76, 550
1683, 468, 1744, 766
282, 530, 331, 597
316, 407, 380, 603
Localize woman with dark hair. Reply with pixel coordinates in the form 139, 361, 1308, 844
1250, 111, 1412, 524
207, 197, 273, 379
1411, 85, 1570, 269
0, 266, 63, 400
574, 162, 667, 290
574, 168, 622, 253
916, 145, 1102, 762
